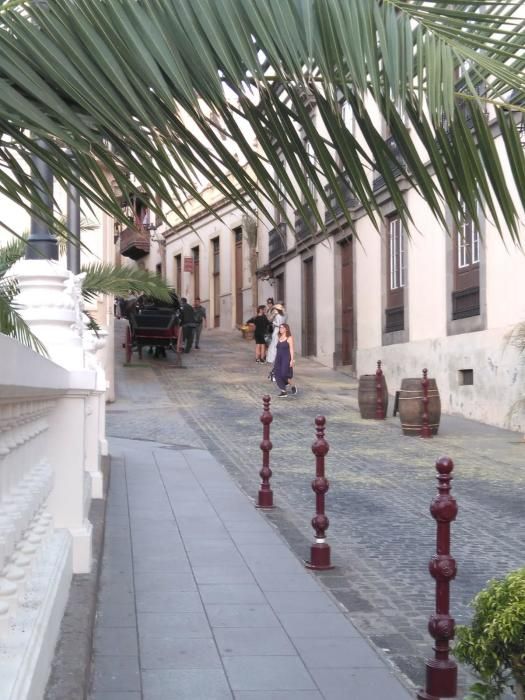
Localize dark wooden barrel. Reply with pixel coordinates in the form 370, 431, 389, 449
398, 378, 441, 436
358, 374, 388, 419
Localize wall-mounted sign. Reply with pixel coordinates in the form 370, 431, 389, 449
183, 256, 194, 272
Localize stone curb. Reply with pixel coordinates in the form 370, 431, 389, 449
44, 456, 110, 700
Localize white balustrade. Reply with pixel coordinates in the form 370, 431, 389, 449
0, 329, 102, 698
0, 255, 110, 700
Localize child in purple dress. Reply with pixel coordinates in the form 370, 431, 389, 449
274, 323, 298, 397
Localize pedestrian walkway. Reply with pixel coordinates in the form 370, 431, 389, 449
89, 435, 412, 700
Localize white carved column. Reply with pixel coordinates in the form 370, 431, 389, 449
9, 260, 85, 370
10, 259, 95, 573
83, 330, 108, 498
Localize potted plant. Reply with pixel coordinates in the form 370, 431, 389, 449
454, 567, 525, 700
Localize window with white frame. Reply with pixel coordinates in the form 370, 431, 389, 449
457, 214, 480, 268
452, 203, 481, 321
389, 217, 405, 290
385, 213, 405, 333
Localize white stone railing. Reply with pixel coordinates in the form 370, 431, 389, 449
0, 332, 102, 699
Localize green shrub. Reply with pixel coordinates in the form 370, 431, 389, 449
454, 568, 525, 700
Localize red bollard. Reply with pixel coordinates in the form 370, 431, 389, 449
417, 457, 458, 700
256, 395, 274, 509
375, 360, 385, 420
305, 416, 334, 570
421, 368, 432, 438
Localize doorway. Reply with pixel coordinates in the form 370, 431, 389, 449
340, 239, 354, 365
303, 257, 316, 356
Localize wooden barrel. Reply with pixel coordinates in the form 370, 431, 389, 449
358, 374, 388, 419
398, 377, 441, 436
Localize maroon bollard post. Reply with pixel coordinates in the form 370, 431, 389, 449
375, 360, 385, 420
256, 395, 274, 509
305, 416, 334, 570
417, 457, 458, 700
421, 368, 432, 438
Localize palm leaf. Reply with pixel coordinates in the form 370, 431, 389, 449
0, 276, 48, 355
81, 262, 173, 304
0, 236, 26, 276
0, 0, 524, 243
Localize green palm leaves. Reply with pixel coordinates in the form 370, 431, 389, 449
0, 237, 48, 354
0, 1, 524, 242
0, 238, 173, 352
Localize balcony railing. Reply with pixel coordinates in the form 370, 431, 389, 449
268, 223, 287, 261
385, 305, 404, 333
452, 286, 480, 320
295, 206, 316, 242
373, 136, 405, 192
120, 225, 150, 260
325, 176, 359, 223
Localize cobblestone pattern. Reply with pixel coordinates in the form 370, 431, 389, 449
111, 324, 524, 693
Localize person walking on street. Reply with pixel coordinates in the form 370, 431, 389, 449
179, 297, 197, 353
274, 322, 297, 397
246, 306, 270, 363
193, 298, 207, 349
266, 302, 287, 378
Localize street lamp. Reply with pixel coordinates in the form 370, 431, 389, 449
66, 178, 81, 274
25, 139, 58, 261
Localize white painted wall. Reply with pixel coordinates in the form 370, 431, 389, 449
355, 219, 383, 349
161, 201, 257, 330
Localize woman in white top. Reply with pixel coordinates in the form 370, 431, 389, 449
266, 302, 287, 368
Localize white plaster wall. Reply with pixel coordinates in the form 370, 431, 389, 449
356, 327, 525, 431
485, 225, 525, 328
163, 202, 255, 329
406, 193, 448, 340
354, 220, 383, 349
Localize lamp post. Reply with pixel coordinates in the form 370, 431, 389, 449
25, 140, 58, 261
67, 181, 81, 274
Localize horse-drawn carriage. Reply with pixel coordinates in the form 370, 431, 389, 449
120, 293, 181, 363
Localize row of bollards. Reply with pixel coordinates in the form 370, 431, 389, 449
257, 395, 333, 569
256, 394, 458, 699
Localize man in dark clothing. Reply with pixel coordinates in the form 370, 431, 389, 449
179, 297, 196, 353
192, 298, 207, 349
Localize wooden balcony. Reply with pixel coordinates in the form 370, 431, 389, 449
120, 225, 150, 260
325, 176, 359, 223
294, 206, 316, 242
373, 136, 405, 192
268, 223, 287, 261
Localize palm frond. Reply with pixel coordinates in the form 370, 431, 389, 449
81, 262, 172, 304
0, 236, 25, 276
0, 1, 524, 242
0, 277, 48, 355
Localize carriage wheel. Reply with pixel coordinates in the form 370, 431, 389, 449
125, 326, 132, 364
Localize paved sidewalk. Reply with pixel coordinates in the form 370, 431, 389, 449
89, 435, 412, 700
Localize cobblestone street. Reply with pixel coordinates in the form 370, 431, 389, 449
108, 322, 524, 693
